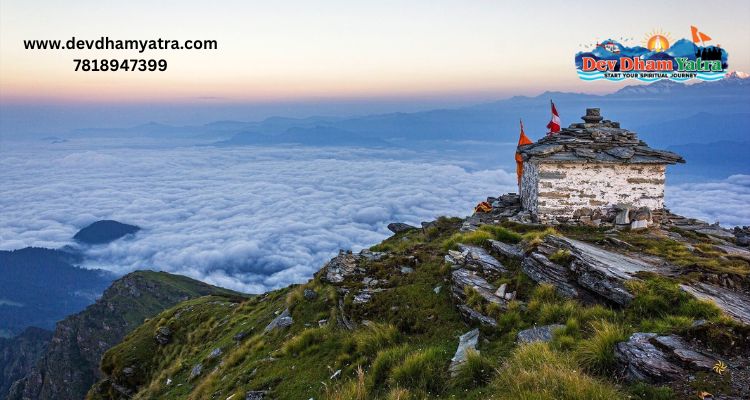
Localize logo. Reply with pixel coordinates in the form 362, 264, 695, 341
575, 26, 728, 82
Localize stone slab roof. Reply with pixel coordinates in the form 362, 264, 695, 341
518, 108, 685, 165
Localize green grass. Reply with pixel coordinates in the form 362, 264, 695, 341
451, 349, 495, 389
282, 325, 330, 355
575, 320, 629, 374
353, 323, 400, 357
86, 215, 748, 400
627, 382, 675, 400
492, 342, 625, 400
549, 249, 573, 264
368, 345, 411, 391
442, 224, 522, 250
390, 347, 449, 395
625, 276, 722, 322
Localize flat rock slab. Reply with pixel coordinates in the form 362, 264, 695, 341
516, 324, 565, 344
522, 252, 581, 299
449, 329, 480, 375
615, 333, 683, 382
456, 304, 497, 327
488, 239, 524, 260
680, 283, 750, 325
616, 332, 722, 383
451, 268, 504, 305
457, 244, 507, 274
714, 244, 750, 262
546, 236, 666, 305
387, 222, 419, 234
652, 335, 715, 371
264, 308, 293, 332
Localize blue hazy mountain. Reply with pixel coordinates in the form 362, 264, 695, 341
0, 247, 113, 336
47, 73, 750, 180
216, 125, 391, 147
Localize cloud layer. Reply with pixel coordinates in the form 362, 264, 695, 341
2, 141, 748, 293
0, 141, 516, 292
666, 174, 750, 228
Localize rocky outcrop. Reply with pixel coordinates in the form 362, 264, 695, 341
522, 235, 667, 306
615, 333, 722, 383
488, 240, 524, 260
387, 222, 418, 234
320, 249, 386, 284
680, 283, 750, 325
456, 305, 497, 327
447, 243, 510, 326
7, 271, 240, 400
734, 226, 750, 247
451, 269, 506, 306
615, 333, 684, 382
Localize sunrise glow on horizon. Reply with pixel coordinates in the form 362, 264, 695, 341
2, 0, 749, 106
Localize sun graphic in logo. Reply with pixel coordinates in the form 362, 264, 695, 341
643, 29, 672, 52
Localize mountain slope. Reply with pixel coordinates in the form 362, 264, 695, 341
0, 327, 52, 397
85, 208, 750, 400
6, 271, 244, 400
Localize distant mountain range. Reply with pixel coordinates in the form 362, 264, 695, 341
35, 72, 750, 181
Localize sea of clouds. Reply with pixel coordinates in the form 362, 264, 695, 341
1, 140, 748, 293
0, 140, 517, 292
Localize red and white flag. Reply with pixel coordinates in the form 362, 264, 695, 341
546, 100, 561, 134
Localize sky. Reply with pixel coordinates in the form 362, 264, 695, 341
2, 0, 750, 131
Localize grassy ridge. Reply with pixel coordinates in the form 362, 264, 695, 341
88, 221, 748, 400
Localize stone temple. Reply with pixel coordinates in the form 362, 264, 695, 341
517, 108, 684, 226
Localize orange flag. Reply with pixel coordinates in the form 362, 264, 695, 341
515, 119, 533, 187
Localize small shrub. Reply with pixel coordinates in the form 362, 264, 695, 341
286, 285, 305, 308
324, 365, 367, 400
369, 345, 410, 390
442, 230, 493, 250
451, 349, 495, 389
577, 304, 617, 324
493, 342, 623, 399
530, 284, 559, 303
479, 225, 522, 243
282, 326, 328, 355
464, 286, 485, 309
496, 301, 524, 332
626, 277, 721, 321
639, 315, 694, 334
521, 228, 557, 249
549, 249, 572, 265
575, 320, 629, 374
390, 347, 448, 394
354, 323, 400, 357
385, 388, 414, 400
